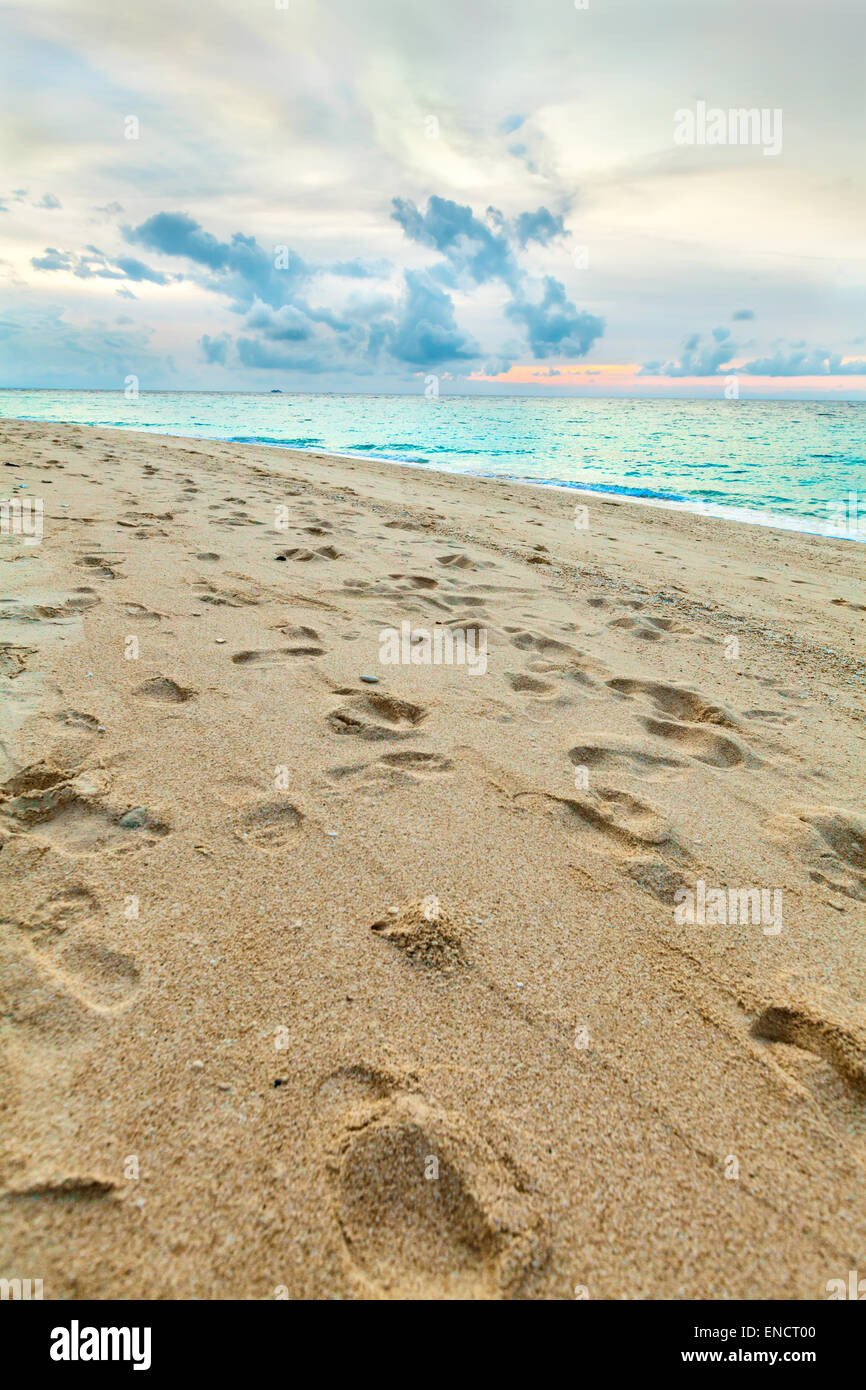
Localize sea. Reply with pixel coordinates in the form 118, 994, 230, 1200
1, 390, 864, 541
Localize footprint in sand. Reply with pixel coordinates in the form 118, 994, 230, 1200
568, 739, 687, 783
269, 622, 321, 641
134, 675, 197, 703
606, 678, 737, 727
2, 592, 100, 622
514, 783, 693, 906
436, 553, 478, 570
3, 1174, 117, 1201
387, 574, 439, 590
53, 709, 102, 732
517, 786, 678, 854
327, 693, 428, 742
510, 629, 604, 687
326, 751, 452, 799
607, 614, 691, 641
231, 800, 304, 850
0, 644, 35, 678
123, 603, 162, 622
829, 598, 866, 612
0, 764, 170, 857
230, 646, 325, 664
0, 884, 139, 1035
195, 579, 267, 608
607, 678, 751, 768
764, 805, 866, 901
506, 672, 558, 698
638, 716, 750, 769
377, 751, 452, 777
318, 1069, 543, 1299
751, 986, 866, 1097
74, 553, 126, 581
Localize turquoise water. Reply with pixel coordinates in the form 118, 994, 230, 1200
1, 390, 864, 540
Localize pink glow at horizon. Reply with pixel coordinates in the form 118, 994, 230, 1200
468, 364, 866, 396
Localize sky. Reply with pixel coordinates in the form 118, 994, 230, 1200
1, 0, 864, 397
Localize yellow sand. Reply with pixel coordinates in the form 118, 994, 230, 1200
1, 418, 865, 1300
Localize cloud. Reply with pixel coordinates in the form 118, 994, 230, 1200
0, 303, 171, 387
244, 301, 315, 343
641, 326, 737, 376
506, 276, 603, 359
327, 258, 389, 279
200, 332, 230, 364
391, 195, 519, 288
392, 195, 602, 363
732, 309, 755, 320
127, 211, 404, 368
640, 329, 866, 378
31, 248, 72, 272
741, 346, 866, 375
31, 246, 171, 284
126, 212, 307, 309
513, 207, 565, 248
28, 196, 602, 381
385, 269, 478, 366
234, 337, 352, 374
113, 256, 171, 284
35, 193, 62, 209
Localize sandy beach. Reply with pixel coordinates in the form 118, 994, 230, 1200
1, 417, 865, 1300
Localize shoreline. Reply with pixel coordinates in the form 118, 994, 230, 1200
1, 409, 863, 544
1, 418, 865, 1299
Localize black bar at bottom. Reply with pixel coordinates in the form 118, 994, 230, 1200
2, 1298, 856, 1376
